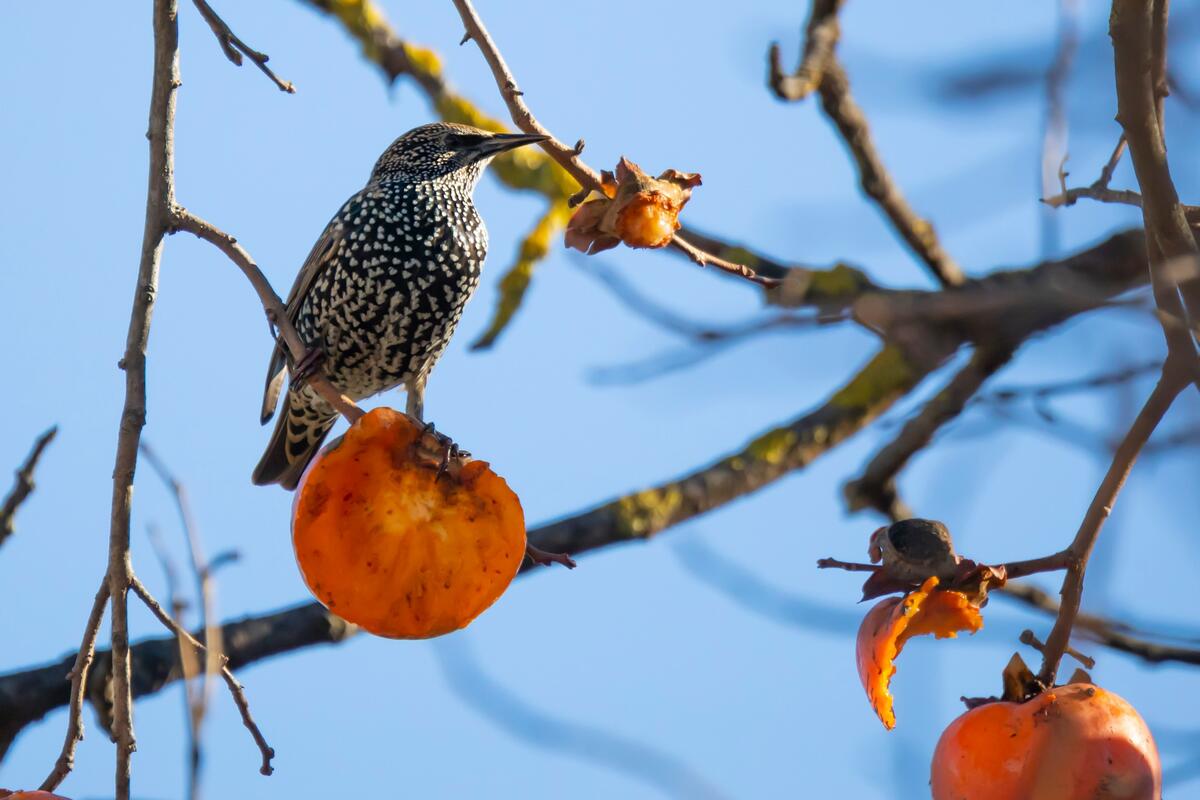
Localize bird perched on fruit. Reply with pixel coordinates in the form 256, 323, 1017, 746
253, 122, 548, 489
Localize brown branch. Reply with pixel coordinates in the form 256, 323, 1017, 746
38, 578, 109, 792
99, 1, 183, 793
816, 59, 964, 288
129, 576, 275, 776
768, 0, 844, 101
1112, 0, 1200, 356
1021, 628, 1095, 670
769, 1, 968, 289
1095, 135, 1128, 189
169, 209, 363, 423
1036, 359, 1188, 685
1001, 582, 1200, 666
45, 2, 303, 793
446, 0, 777, 289
1043, 185, 1144, 210
1039, 0, 1080, 255
816, 557, 880, 573
191, 0, 295, 93
146, 523, 204, 800
0, 426, 57, 550
844, 345, 1017, 514
140, 444, 226, 800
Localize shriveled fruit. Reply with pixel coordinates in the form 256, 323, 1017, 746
855, 576, 982, 730
931, 683, 1161, 800
292, 408, 526, 639
564, 157, 701, 253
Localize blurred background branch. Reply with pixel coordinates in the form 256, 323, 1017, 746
0, 426, 57, 551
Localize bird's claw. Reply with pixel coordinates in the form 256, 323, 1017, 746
291, 347, 327, 390
525, 544, 577, 569
436, 440, 471, 482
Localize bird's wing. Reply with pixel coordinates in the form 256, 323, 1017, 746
259, 207, 349, 425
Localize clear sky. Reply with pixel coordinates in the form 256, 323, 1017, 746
3, 1, 1199, 798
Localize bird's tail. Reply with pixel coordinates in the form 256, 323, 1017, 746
252, 390, 337, 490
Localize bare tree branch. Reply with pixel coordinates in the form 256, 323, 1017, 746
129, 577, 274, 776
1036, 358, 1188, 684
169, 209, 363, 423
0, 426, 57, 551
146, 523, 204, 800
1112, 0, 1200, 356
1039, 0, 1081, 256
191, 0, 295, 93
816, 58, 965, 288
768, 0, 844, 102
845, 345, 1017, 514
140, 444, 235, 800
99, 1, 185, 793
37, 578, 109, 792
1000, 583, 1200, 666
447, 0, 779, 289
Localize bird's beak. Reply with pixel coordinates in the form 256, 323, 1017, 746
478, 132, 550, 155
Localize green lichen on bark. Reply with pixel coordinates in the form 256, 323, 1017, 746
614, 486, 684, 539
828, 345, 915, 410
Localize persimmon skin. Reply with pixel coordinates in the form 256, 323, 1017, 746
0, 792, 73, 800
292, 408, 526, 639
856, 577, 982, 730
931, 683, 1161, 800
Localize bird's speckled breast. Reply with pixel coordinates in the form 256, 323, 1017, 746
296, 179, 488, 401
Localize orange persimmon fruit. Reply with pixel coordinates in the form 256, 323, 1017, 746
931, 683, 1161, 800
614, 191, 681, 249
292, 407, 526, 639
855, 576, 983, 730
0, 792, 73, 800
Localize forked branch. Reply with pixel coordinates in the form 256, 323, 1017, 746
447, 0, 778, 289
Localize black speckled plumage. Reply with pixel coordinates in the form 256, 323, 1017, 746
253, 123, 547, 488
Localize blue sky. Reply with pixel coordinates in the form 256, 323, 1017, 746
3, 1, 1199, 798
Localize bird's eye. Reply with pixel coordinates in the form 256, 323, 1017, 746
448, 133, 488, 148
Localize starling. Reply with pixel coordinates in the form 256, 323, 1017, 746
253, 123, 548, 489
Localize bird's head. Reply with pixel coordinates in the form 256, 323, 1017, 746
369, 122, 548, 188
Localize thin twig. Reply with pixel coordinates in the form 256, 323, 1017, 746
1112, 0, 1200, 359
1036, 360, 1188, 685
101, 1, 184, 793
1021, 628, 1095, 670
169, 209, 363, 423
39, 578, 110, 792
845, 345, 1016, 513
129, 576, 275, 776
191, 0, 295, 92
142, 440, 226, 800
976, 359, 1163, 405
1043, 185, 1144, 210
767, 0, 844, 101
1039, 0, 1080, 257
816, 557, 880, 573
0, 426, 57, 550
815, 58, 965, 287
139, 442, 223, 736
446, 0, 776, 288
147, 523, 204, 800
1001, 582, 1200, 665
1094, 135, 1128, 189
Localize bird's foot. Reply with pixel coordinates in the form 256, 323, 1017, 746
525, 544, 577, 569
436, 438, 471, 482
411, 421, 471, 481
290, 347, 327, 390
